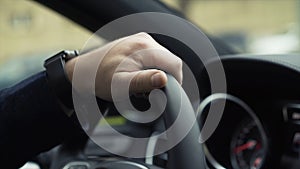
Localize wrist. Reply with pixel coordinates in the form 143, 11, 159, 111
65, 56, 77, 82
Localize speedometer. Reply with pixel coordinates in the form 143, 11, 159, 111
230, 118, 268, 169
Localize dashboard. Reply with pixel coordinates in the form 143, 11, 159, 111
199, 54, 300, 169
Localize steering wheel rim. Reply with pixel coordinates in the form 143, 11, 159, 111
162, 74, 206, 169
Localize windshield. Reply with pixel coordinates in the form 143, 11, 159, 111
162, 0, 300, 54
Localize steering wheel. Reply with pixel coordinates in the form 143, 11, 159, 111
46, 74, 206, 169
159, 74, 206, 169
93, 75, 206, 169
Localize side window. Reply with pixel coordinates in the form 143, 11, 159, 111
162, 0, 300, 54
0, 0, 97, 90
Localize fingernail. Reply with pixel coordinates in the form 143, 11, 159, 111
151, 73, 163, 88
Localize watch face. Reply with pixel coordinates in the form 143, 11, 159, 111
44, 50, 78, 68
44, 50, 75, 110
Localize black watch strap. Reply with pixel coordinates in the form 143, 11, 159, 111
44, 50, 79, 110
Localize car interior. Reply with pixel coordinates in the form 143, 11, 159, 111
1, 0, 300, 169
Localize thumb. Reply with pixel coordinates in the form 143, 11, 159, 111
130, 69, 167, 93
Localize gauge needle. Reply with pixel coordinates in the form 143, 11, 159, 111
234, 140, 257, 154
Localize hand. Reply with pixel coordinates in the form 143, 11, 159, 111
65, 32, 182, 101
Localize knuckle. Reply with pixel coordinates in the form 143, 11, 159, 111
132, 41, 149, 50
128, 32, 157, 51
136, 32, 152, 39
174, 57, 183, 69
121, 40, 149, 55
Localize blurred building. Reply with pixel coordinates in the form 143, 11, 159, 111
163, 0, 300, 53
0, 0, 91, 63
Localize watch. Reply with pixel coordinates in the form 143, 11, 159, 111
44, 50, 79, 110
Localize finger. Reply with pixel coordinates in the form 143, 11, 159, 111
129, 69, 167, 93
132, 48, 183, 84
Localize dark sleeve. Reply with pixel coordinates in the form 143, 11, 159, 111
0, 71, 80, 168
